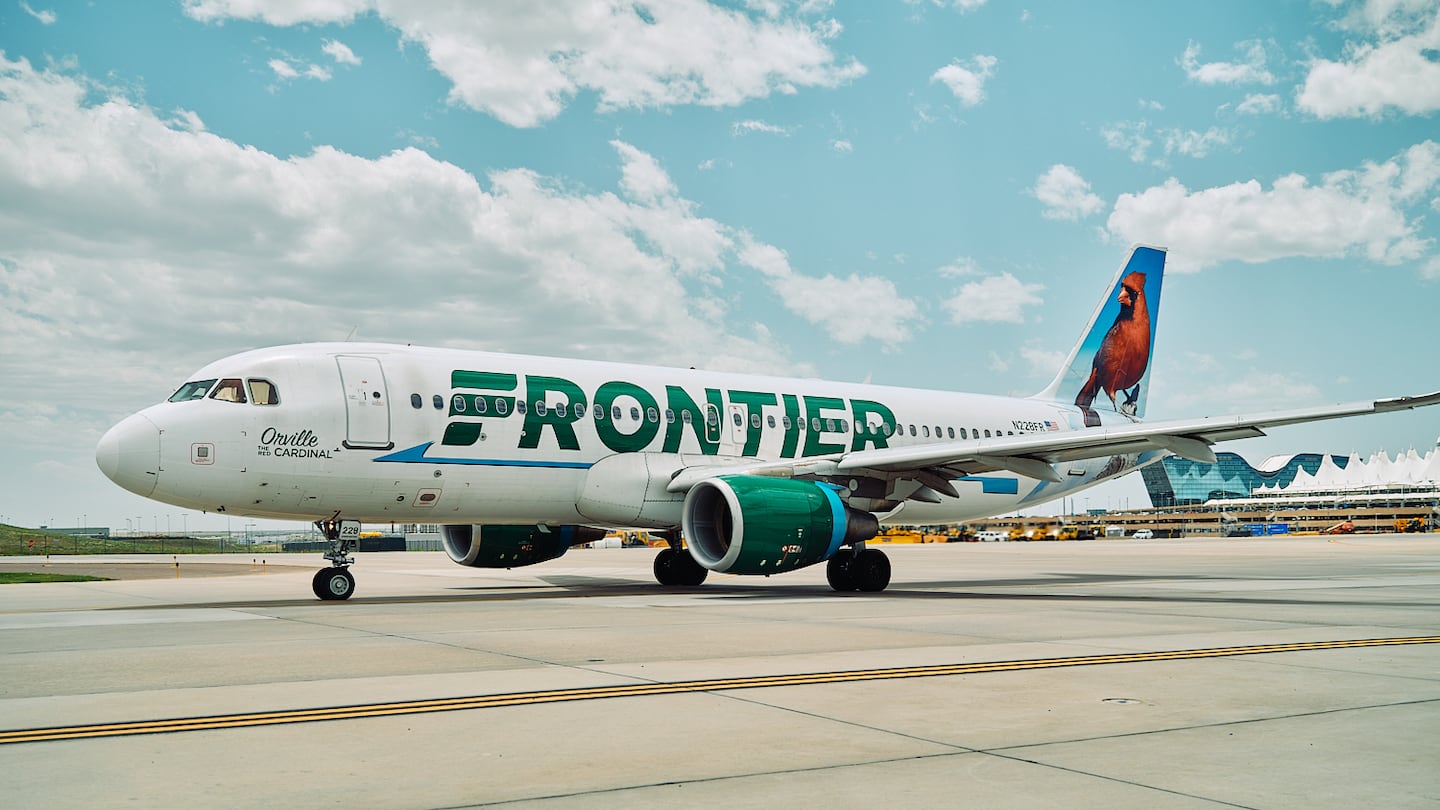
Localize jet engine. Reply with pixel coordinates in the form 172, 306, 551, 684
681, 476, 878, 575
442, 524, 607, 568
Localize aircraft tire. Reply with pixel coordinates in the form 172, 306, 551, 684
314, 567, 356, 601
826, 549, 858, 592
674, 549, 708, 586
654, 547, 708, 586
653, 547, 680, 586
852, 550, 891, 592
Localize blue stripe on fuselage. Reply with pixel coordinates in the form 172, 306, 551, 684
374, 443, 593, 469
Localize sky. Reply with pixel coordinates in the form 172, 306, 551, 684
2, 0, 1438, 533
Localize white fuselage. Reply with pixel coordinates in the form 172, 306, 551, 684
97, 343, 1158, 527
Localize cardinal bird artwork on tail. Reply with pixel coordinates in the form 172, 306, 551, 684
1075, 270, 1151, 421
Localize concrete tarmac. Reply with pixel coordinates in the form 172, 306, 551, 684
1, 535, 1438, 809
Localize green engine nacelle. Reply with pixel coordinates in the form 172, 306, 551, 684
442, 524, 606, 568
682, 476, 879, 575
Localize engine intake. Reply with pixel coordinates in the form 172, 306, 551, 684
442, 524, 606, 568
682, 476, 878, 575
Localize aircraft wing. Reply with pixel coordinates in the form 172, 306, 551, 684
666, 390, 1440, 495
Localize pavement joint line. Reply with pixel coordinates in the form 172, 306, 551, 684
3, 634, 1437, 745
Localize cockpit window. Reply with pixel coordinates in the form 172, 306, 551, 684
247, 379, 280, 406
209, 378, 247, 403
168, 379, 217, 402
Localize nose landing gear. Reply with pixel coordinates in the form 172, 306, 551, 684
312, 515, 359, 601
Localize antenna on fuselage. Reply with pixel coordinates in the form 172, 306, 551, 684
344, 326, 359, 342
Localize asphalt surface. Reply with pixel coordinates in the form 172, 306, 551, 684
1, 536, 1437, 808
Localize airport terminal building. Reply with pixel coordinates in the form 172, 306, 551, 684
1130, 441, 1440, 535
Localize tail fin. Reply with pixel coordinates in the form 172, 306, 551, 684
1033, 245, 1166, 421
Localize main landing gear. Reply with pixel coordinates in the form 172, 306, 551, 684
312, 516, 358, 601
653, 530, 708, 586
825, 546, 891, 592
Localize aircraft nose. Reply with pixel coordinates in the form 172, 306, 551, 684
96, 413, 161, 498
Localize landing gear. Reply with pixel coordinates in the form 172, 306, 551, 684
653, 532, 707, 586
312, 515, 359, 601
827, 547, 890, 592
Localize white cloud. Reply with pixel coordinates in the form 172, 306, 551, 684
1103, 121, 1234, 164
268, 57, 331, 82
732, 119, 792, 136
184, 0, 867, 128
942, 272, 1045, 325
831, 138, 853, 152
1106, 141, 1440, 272
1297, 10, 1440, 118
1032, 164, 1104, 221
267, 58, 299, 79
930, 55, 998, 106
1020, 345, 1066, 379
737, 237, 922, 347
1236, 92, 1282, 115
1179, 39, 1276, 85
1162, 127, 1232, 159
0, 53, 875, 446
1101, 122, 1152, 164
1424, 255, 1440, 280
321, 39, 361, 66
938, 256, 982, 277
20, 2, 55, 24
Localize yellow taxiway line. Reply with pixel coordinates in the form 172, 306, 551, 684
4, 635, 1437, 745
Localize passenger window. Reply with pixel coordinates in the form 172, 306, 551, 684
646, 407, 658, 423
751, 413, 761, 429
665, 409, 676, 424
629, 407, 641, 421
475, 397, 488, 415
826, 419, 835, 432
935, 426, 942, 437
766, 415, 775, 428
961, 428, 968, 439
247, 379, 280, 406
682, 410, 693, 424
495, 399, 508, 415
612, 405, 622, 420
908, 425, 917, 437
811, 417, 821, 431
433, 395, 443, 410
535, 401, 548, 416
947, 427, 955, 439
733, 412, 743, 427
453, 395, 467, 413
209, 378, 246, 403
515, 400, 527, 415
782, 416, 792, 429
574, 403, 585, 418
984, 429, 991, 438
593, 404, 605, 420
706, 407, 719, 426
410, 393, 422, 409
922, 426, 930, 438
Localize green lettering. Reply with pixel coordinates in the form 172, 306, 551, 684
780, 393, 802, 459
849, 399, 895, 451
519, 375, 586, 451
802, 395, 846, 457
594, 381, 660, 453
663, 386, 723, 454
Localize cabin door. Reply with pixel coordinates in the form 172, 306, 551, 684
336, 355, 393, 450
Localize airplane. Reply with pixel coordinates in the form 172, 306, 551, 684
95, 245, 1440, 600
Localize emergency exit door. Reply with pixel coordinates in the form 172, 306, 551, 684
336, 355, 393, 450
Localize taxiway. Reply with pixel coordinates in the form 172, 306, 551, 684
2, 536, 1438, 808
